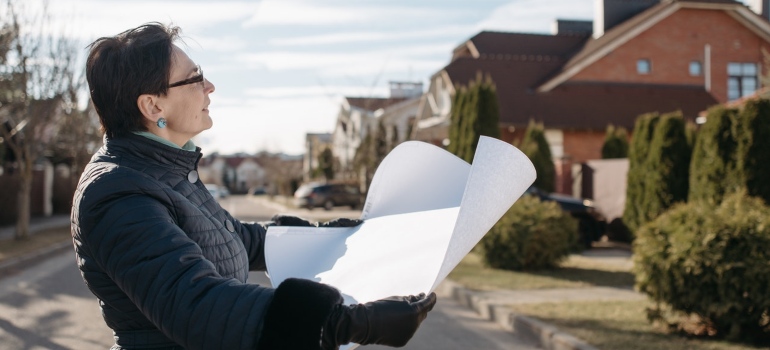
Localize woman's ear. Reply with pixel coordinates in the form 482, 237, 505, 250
137, 94, 163, 126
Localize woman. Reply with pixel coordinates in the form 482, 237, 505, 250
72, 23, 436, 350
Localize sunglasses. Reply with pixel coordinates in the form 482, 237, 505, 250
169, 65, 204, 88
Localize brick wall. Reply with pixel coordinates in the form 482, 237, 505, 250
563, 129, 606, 163
571, 8, 770, 103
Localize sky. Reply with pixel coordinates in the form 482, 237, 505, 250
41, 0, 746, 155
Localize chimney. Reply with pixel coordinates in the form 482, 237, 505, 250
748, 0, 770, 21
594, 0, 660, 39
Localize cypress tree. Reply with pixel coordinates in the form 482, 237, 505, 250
459, 79, 480, 163
642, 111, 690, 224
736, 98, 770, 203
447, 85, 465, 156
601, 124, 629, 159
473, 73, 501, 155
521, 120, 555, 192
447, 72, 501, 163
623, 112, 660, 233
688, 106, 739, 203
685, 120, 698, 151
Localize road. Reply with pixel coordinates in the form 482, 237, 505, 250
0, 195, 540, 349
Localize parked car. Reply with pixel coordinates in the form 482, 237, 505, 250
524, 186, 605, 248
249, 186, 267, 195
294, 183, 361, 210
205, 184, 228, 199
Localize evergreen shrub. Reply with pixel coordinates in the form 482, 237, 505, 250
601, 124, 629, 159
642, 111, 690, 223
521, 120, 555, 192
688, 105, 739, 204
634, 191, 770, 342
623, 112, 659, 233
482, 195, 577, 270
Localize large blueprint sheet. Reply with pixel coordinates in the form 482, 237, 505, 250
265, 137, 535, 346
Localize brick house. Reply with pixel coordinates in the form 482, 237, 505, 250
413, 0, 770, 194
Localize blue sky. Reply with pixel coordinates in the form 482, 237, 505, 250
46, 0, 745, 155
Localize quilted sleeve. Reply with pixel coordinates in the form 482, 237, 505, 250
233, 220, 271, 271
78, 191, 274, 350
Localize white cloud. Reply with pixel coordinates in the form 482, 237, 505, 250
268, 25, 475, 46
244, 85, 390, 99
244, 0, 465, 27
185, 35, 249, 53
477, 0, 594, 34
234, 42, 454, 72
47, 0, 259, 40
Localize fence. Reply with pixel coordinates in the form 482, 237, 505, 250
0, 163, 75, 226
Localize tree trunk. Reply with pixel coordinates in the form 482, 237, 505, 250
15, 151, 32, 240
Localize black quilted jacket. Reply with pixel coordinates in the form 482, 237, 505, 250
71, 134, 276, 349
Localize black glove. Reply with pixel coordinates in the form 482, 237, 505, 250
321, 292, 437, 348
271, 214, 363, 228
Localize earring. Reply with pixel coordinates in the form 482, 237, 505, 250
157, 117, 167, 128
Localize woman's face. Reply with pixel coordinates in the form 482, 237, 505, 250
157, 45, 215, 145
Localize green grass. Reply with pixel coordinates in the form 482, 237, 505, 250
450, 250, 765, 349
510, 300, 764, 350
448, 251, 636, 291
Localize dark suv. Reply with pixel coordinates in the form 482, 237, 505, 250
525, 186, 606, 248
293, 183, 361, 210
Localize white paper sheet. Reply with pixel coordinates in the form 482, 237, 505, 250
264, 136, 535, 348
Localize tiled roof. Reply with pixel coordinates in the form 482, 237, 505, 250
444, 57, 718, 129
346, 97, 409, 111
463, 31, 589, 58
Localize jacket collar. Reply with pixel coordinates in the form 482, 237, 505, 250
103, 133, 203, 171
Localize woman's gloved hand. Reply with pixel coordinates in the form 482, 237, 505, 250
271, 214, 362, 228
321, 292, 437, 348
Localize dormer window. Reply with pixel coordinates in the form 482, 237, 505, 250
637, 59, 651, 74
689, 61, 702, 76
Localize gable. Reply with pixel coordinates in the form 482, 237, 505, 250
570, 9, 770, 84
538, 0, 770, 92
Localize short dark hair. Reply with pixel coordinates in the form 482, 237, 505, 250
86, 23, 181, 138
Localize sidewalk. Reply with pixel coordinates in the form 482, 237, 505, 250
0, 214, 71, 241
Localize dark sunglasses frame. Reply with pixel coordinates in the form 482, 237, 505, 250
169, 65, 204, 88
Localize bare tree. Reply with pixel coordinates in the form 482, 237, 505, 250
0, 0, 81, 239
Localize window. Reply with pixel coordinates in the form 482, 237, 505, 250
689, 61, 702, 76
727, 62, 757, 100
637, 59, 651, 74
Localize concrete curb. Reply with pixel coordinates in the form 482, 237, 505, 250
438, 279, 600, 350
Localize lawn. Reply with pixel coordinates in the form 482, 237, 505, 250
448, 250, 636, 290
509, 300, 764, 350
449, 250, 766, 350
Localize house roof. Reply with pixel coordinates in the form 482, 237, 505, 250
453, 31, 590, 60
443, 56, 718, 129
345, 97, 409, 112
539, 0, 757, 92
